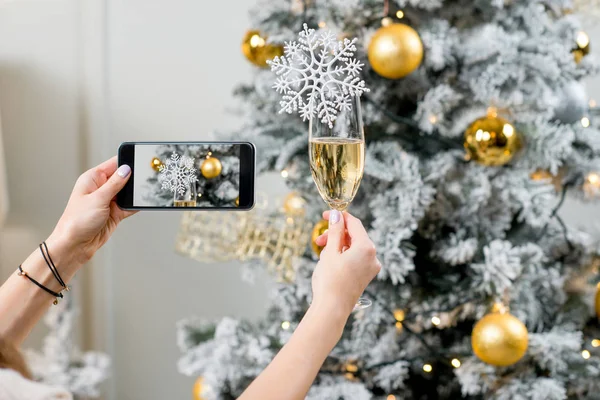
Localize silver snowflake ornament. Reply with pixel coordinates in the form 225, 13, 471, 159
158, 152, 198, 195
268, 23, 369, 128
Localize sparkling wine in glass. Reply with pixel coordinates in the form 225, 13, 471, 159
308, 96, 371, 310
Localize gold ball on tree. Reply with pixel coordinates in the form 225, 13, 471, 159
595, 283, 600, 319
151, 157, 163, 172
192, 376, 205, 400
242, 30, 284, 68
283, 192, 306, 216
367, 23, 423, 79
464, 115, 521, 166
471, 306, 529, 367
200, 157, 222, 179
311, 219, 328, 257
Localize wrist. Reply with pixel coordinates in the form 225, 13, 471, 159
308, 298, 351, 331
45, 233, 86, 280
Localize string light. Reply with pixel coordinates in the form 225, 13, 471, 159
381, 17, 393, 26
581, 117, 591, 128
592, 339, 600, 348
590, 99, 597, 108
588, 172, 600, 186
431, 316, 441, 326
286, 217, 294, 224
422, 364, 433, 373
396, 10, 404, 18
394, 309, 405, 322
281, 169, 289, 178
387, 395, 396, 400
318, 21, 327, 28
345, 363, 359, 373
451, 358, 461, 368
582, 350, 591, 360
577, 31, 590, 50
281, 321, 291, 330
394, 309, 405, 331
428, 115, 438, 125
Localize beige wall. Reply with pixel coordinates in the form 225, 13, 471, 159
0, 2, 599, 400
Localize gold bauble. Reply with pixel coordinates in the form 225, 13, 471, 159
311, 219, 329, 257
367, 23, 423, 79
151, 157, 163, 172
471, 308, 529, 367
242, 30, 284, 68
193, 376, 205, 400
573, 31, 590, 64
464, 116, 521, 166
595, 283, 600, 319
283, 192, 306, 216
200, 157, 222, 179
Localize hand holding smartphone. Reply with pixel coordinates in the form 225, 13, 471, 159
117, 142, 255, 210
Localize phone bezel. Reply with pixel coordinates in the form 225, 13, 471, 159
117, 141, 255, 211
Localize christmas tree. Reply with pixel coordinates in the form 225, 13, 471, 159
174, 0, 600, 398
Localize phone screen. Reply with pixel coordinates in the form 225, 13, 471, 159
118, 142, 254, 210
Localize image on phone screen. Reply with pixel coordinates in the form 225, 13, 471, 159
133, 143, 241, 208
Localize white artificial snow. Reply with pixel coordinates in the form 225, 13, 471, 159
268, 23, 369, 128
158, 152, 198, 195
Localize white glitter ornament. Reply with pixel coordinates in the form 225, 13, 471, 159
268, 23, 369, 128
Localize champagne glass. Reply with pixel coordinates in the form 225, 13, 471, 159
308, 96, 371, 311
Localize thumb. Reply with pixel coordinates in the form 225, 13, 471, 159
95, 164, 131, 202
324, 210, 345, 253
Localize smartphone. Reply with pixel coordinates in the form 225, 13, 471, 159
117, 141, 255, 210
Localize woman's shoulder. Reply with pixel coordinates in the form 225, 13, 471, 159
0, 368, 72, 400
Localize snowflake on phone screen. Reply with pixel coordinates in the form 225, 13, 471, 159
268, 23, 369, 128
158, 153, 198, 195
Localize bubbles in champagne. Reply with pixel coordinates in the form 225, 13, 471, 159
309, 137, 365, 210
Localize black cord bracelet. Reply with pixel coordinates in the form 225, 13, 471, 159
40, 242, 69, 292
17, 265, 63, 305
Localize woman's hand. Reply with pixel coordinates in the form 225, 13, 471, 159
46, 157, 136, 266
311, 210, 381, 317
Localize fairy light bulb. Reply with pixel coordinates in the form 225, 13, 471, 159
431, 316, 441, 326
592, 339, 600, 348
581, 117, 591, 128
318, 21, 326, 28
387, 395, 396, 400
381, 17, 393, 26
423, 364, 433, 373
394, 309, 405, 331
281, 321, 291, 330
577, 31, 590, 49
582, 350, 591, 360
429, 115, 438, 125
590, 99, 597, 108
396, 10, 404, 18
281, 169, 289, 178
451, 358, 461, 368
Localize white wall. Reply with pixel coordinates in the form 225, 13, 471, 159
0, 0, 82, 348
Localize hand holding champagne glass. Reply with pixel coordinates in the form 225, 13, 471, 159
309, 96, 372, 310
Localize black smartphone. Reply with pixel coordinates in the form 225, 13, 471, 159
117, 141, 255, 210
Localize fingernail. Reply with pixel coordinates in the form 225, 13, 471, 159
329, 210, 341, 225
117, 165, 131, 178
